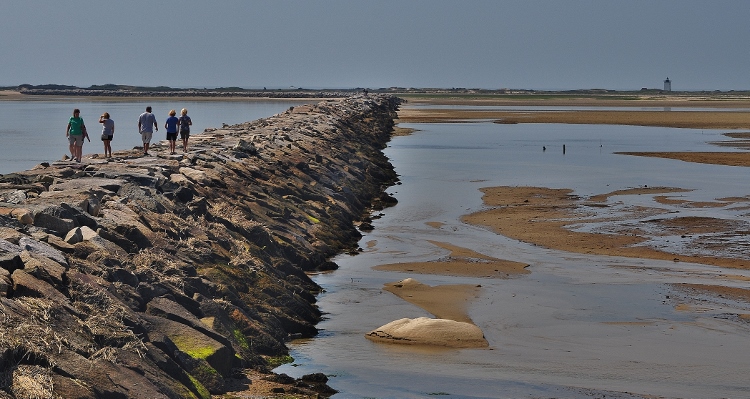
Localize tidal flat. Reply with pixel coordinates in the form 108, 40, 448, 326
274, 94, 750, 398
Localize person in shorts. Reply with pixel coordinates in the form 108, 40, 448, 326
164, 109, 179, 155
66, 108, 85, 162
137, 106, 158, 155
99, 112, 115, 158
178, 108, 192, 153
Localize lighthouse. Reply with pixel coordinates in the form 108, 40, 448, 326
664, 77, 671, 92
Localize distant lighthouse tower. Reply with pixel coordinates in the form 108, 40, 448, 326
663, 77, 672, 92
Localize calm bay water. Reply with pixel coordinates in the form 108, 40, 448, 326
0, 99, 308, 174
276, 114, 750, 398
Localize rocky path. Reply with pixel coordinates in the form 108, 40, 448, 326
0, 95, 401, 398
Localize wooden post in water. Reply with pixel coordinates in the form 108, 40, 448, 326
563, 144, 566, 154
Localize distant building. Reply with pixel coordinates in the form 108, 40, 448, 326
664, 77, 671, 92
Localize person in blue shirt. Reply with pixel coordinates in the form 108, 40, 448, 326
164, 109, 179, 155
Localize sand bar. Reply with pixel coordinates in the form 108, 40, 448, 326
398, 108, 750, 130
382, 277, 481, 324
373, 240, 529, 278
461, 186, 750, 270
366, 278, 489, 348
618, 151, 750, 167
398, 94, 750, 108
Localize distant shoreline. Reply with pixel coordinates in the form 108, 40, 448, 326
398, 93, 750, 109
0, 90, 337, 103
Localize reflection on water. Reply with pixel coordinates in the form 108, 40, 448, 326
276, 119, 750, 398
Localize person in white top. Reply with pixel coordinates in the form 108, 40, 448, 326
99, 112, 115, 158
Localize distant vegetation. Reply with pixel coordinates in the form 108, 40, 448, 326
5, 84, 750, 99
14, 83, 367, 93
11, 84, 366, 99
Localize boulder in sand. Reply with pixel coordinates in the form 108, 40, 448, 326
365, 317, 488, 348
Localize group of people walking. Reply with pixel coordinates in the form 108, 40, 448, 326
65, 106, 192, 161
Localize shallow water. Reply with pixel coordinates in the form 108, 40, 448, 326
0, 99, 306, 174
276, 119, 750, 398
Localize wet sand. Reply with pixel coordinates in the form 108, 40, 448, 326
398, 94, 750, 108
381, 277, 481, 324
373, 183, 750, 349
369, 241, 526, 347
462, 186, 750, 269
375, 99, 750, 349
619, 151, 750, 167
373, 240, 529, 278
261, 96, 750, 398
461, 185, 750, 300
396, 96, 750, 164
364, 278, 489, 348
397, 107, 750, 129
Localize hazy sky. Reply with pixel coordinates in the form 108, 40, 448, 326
2, 1, 748, 91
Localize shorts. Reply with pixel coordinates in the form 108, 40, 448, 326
101, 134, 113, 141
180, 131, 190, 140
166, 132, 177, 141
68, 134, 84, 146
140, 131, 153, 144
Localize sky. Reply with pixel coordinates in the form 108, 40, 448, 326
1, 0, 748, 91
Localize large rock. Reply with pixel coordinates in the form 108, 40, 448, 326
0, 239, 23, 273
20, 250, 67, 286
179, 167, 210, 185
32, 205, 77, 234
52, 351, 171, 399
144, 314, 235, 393
11, 269, 70, 305
233, 139, 257, 155
146, 297, 232, 348
17, 237, 67, 266
365, 317, 489, 348
48, 177, 125, 194
64, 225, 98, 244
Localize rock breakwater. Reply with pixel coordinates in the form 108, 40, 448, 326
0, 95, 401, 397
